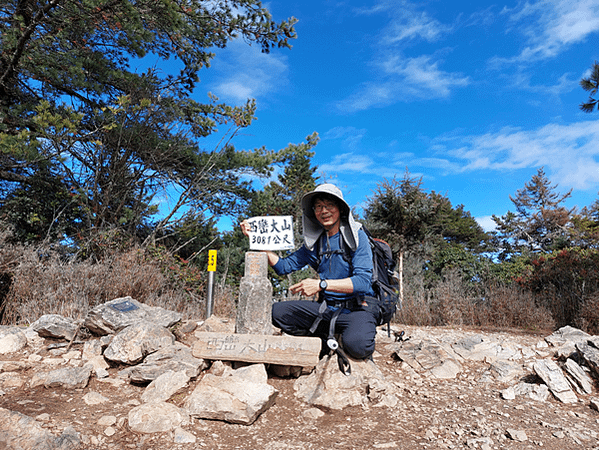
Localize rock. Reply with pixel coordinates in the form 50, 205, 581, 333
577, 342, 599, 377
62, 350, 81, 361
177, 320, 199, 334
83, 391, 110, 405
563, 358, 594, 394
393, 338, 459, 374
128, 342, 206, 383
430, 359, 462, 379
83, 355, 110, 378
303, 407, 325, 419
174, 427, 197, 444
0, 326, 27, 354
503, 382, 551, 402
84, 296, 182, 336
128, 402, 189, 433
206, 360, 230, 376
103, 322, 175, 365
506, 428, 527, 442
185, 363, 278, 425
97, 415, 116, 426
0, 371, 25, 389
196, 315, 235, 333
23, 328, 45, 349
501, 386, 516, 400
294, 354, 397, 410
30, 315, 79, 340
533, 359, 578, 403
545, 326, 591, 347
0, 360, 30, 372
489, 360, 523, 382
36, 413, 51, 422
39, 366, 93, 389
81, 339, 103, 361
452, 335, 504, 361
0, 407, 80, 449
141, 370, 189, 404
466, 437, 493, 449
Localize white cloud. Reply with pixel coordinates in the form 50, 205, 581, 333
319, 153, 376, 174
382, 55, 470, 97
359, 0, 452, 44
384, 10, 450, 44
322, 126, 367, 150
337, 1, 466, 112
339, 55, 469, 112
434, 120, 599, 190
497, 0, 599, 64
209, 39, 289, 103
475, 215, 497, 232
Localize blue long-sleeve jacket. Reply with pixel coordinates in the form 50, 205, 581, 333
272, 228, 375, 302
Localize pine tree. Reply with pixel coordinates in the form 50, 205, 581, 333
493, 167, 574, 256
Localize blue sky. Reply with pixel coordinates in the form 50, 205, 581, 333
187, 0, 599, 231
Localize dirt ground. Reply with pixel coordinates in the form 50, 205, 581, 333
1, 325, 599, 450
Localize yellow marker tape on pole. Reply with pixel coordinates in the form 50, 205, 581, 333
208, 250, 217, 272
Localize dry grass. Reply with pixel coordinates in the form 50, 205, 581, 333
0, 240, 237, 325
475, 283, 555, 331
393, 272, 555, 332
579, 293, 599, 335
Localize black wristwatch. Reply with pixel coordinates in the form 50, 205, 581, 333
319, 279, 328, 291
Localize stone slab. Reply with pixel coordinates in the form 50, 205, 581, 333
192, 332, 320, 367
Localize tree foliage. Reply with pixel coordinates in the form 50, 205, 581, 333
364, 171, 435, 257
0, 0, 297, 250
493, 168, 574, 257
364, 170, 494, 298
580, 61, 599, 113
569, 198, 599, 249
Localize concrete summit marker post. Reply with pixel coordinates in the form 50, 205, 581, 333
235, 252, 274, 335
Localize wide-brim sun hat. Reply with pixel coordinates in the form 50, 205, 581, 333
300, 183, 361, 251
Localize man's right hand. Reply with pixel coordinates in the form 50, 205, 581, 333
240, 219, 251, 237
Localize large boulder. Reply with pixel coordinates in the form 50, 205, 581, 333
127, 342, 206, 383
30, 366, 93, 390
128, 402, 189, 434
84, 297, 181, 336
103, 322, 175, 365
0, 326, 27, 354
294, 354, 398, 410
30, 315, 79, 340
0, 407, 80, 450
185, 364, 278, 425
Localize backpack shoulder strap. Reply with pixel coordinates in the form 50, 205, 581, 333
316, 232, 352, 266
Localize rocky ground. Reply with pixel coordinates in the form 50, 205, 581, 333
1, 308, 599, 450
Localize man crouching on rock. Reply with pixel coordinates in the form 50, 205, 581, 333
241, 184, 379, 364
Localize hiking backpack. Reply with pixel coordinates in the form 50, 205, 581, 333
363, 227, 400, 335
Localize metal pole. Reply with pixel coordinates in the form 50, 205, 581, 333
206, 250, 217, 318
